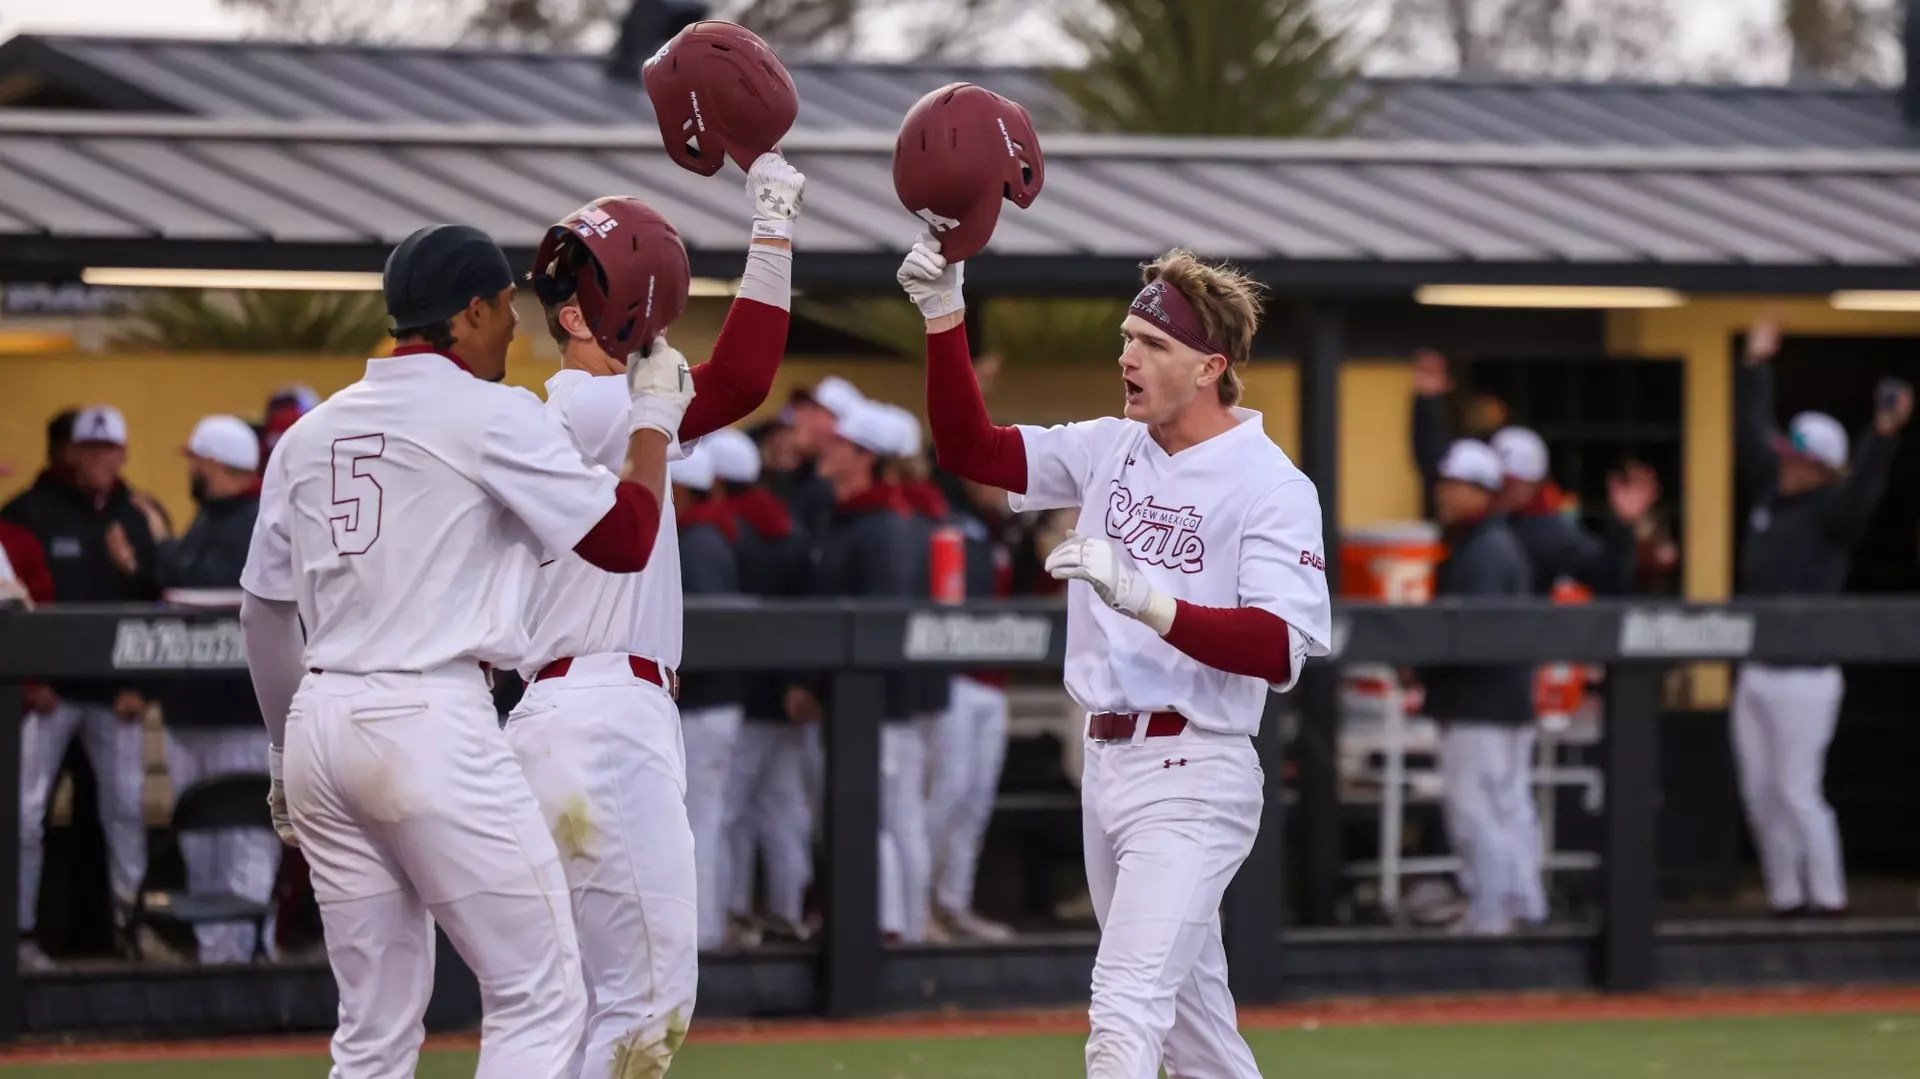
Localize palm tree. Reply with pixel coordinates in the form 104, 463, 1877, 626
1053, 0, 1365, 137
113, 290, 392, 354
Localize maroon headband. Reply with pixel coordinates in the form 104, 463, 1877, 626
1130, 279, 1225, 356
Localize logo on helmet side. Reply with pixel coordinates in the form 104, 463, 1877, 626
997, 117, 1016, 158
574, 206, 620, 240
689, 90, 706, 132
914, 208, 962, 232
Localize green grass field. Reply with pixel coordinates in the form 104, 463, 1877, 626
7, 1013, 1920, 1079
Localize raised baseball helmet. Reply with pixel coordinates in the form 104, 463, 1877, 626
530, 196, 691, 358
643, 20, 798, 176
892, 83, 1045, 262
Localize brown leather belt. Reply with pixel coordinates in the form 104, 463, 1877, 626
534, 655, 680, 700
1087, 711, 1187, 742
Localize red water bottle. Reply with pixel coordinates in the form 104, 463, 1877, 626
930, 526, 966, 605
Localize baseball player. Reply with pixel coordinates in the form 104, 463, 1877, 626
1734, 317, 1910, 917
506, 161, 801, 1072
904, 228, 1331, 1074
1419, 440, 1536, 936
668, 444, 747, 951
710, 427, 819, 945
240, 223, 692, 1077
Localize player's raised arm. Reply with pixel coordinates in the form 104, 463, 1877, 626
678, 153, 805, 440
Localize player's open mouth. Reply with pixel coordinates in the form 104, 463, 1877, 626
1123, 377, 1143, 401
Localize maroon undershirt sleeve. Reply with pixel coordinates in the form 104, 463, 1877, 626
572, 482, 662, 573
1162, 602, 1294, 684
681, 297, 789, 442
926, 323, 1028, 493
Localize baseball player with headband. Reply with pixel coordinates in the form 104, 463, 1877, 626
504, 20, 802, 1075
240, 222, 691, 1078
893, 84, 1332, 1079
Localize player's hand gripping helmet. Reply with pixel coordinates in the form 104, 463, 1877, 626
892, 83, 1045, 262
643, 20, 799, 176
530, 197, 691, 359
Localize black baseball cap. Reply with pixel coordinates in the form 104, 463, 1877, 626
383, 224, 515, 333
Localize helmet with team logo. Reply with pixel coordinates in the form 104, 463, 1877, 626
530, 196, 691, 358
643, 20, 799, 176
892, 82, 1045, 262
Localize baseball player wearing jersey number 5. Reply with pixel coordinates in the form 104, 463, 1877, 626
902, 248, 1331, 1079
239, 224, 692, 1079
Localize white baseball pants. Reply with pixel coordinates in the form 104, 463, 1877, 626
722, 721, 814, 925
505, 654, 700, 1079
680, 704, 743, 950
879, 722, 931, 943
286, 666, 584, 1079
1439, 723, 1540, 934
164, 725, 281, 963
1732, 663, 1847, 911
1081, 721, 1263, 1079
927, 677, 1010, 914
19, 698, 146, 932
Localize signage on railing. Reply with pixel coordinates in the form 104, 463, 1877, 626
1616, 609, 1755, 658
902, 611, 1054, 662
110, 617, 247, 670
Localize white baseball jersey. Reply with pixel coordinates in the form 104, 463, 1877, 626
1008, 408, 1332, 735
240, 351, 619, 673
518, 369, 685, 675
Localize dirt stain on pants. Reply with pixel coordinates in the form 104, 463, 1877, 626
609, 1007, 689, 1079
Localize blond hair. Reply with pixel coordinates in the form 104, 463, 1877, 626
1140, 250, 1265, 406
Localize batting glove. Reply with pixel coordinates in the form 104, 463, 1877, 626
1045, 532, 1177, 635
748, 152, 806, 243
627, 336, 696, 439
896, 233, 965, 321
267, 744, 298, 848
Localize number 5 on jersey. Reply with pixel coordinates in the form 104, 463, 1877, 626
331, 434, 386, 555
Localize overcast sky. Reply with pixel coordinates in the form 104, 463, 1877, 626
0, 0, 1816, 76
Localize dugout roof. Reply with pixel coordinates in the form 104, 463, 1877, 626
0, 33, 1914, 150
3, 112, 1920, 293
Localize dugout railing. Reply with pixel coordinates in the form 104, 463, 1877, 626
2, 597, 1919, 1039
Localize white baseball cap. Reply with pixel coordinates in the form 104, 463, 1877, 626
1786, 411, 1848, 470
1438, 439, 1504, 491
705, 428, 761, 484
669, 443, 715, 492
879, 405, 922, 458
834, 400, 897, 456
185, 415, 261, 473
72, 405, 127, 447
813, 376, 865, 419
1490, 426, 1549, 483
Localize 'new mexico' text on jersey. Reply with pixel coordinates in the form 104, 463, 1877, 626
241, 352, 620, 673
1008, 409, 1332, 735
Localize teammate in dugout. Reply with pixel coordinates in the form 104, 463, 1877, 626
666, 443, 748, 952
893, 85, 1332, 1079
1733, 316, 1911, 918
1419, 440, 1537, 937
240, 222, 691, 1078
507, 159, 801, 1072
709, 426, 821, 947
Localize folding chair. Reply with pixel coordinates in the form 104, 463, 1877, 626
131, 773, 275, 963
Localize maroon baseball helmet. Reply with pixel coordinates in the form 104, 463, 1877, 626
530, 197, 691, 358
892, 83, 1045, 262
643, 20, 798, 176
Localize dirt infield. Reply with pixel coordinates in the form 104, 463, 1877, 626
6, 985, 1919, 1067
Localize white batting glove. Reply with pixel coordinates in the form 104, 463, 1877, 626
1045, 532, 1177, 635
267, 744, 298, 848
896, 233, 965, 321
748, 152, 806, 242
627, 336, 696, 439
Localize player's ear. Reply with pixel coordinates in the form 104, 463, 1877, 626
1195, 351, 1226, 389
556, 303, 595, 343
